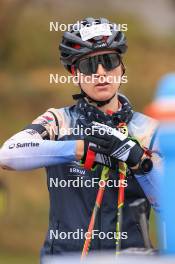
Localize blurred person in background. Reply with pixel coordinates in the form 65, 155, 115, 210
0, 18, 162, 261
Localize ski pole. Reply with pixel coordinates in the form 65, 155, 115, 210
115, 122, 128, 254
129, 198, 151, 249
116, 161, 127, 254
81, 166, 110, 259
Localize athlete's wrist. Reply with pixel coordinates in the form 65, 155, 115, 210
76, 140, 84, 160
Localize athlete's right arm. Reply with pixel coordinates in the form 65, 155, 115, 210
0, 109, 84, 171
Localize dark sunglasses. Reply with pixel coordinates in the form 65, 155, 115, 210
75, 53, 121, 75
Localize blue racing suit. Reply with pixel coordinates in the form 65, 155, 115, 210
0, 95, 162, 257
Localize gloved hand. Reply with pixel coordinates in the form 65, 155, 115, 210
84, 122, 144, 168
82, 140, 117, 170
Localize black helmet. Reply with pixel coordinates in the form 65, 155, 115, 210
59, 17, 127, 72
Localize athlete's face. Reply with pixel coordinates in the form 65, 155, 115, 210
75, 50, 123, 102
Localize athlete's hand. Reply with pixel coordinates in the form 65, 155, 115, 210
85, 122, 144, 168
82, 139, 117, 170
76, 139, 117, 170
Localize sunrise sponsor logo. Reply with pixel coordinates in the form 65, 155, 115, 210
8, 142, 40, 149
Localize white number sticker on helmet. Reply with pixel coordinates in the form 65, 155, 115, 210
80, 23, 112, 41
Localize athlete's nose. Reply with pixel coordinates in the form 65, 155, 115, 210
96, 64, 107, 76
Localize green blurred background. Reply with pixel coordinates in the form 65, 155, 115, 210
0, 0, 175, 263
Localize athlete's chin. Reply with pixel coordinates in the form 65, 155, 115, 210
91, 93, 114, 102
93, 90, 115, 101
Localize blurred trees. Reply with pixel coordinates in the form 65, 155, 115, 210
0, 0, 30, 66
